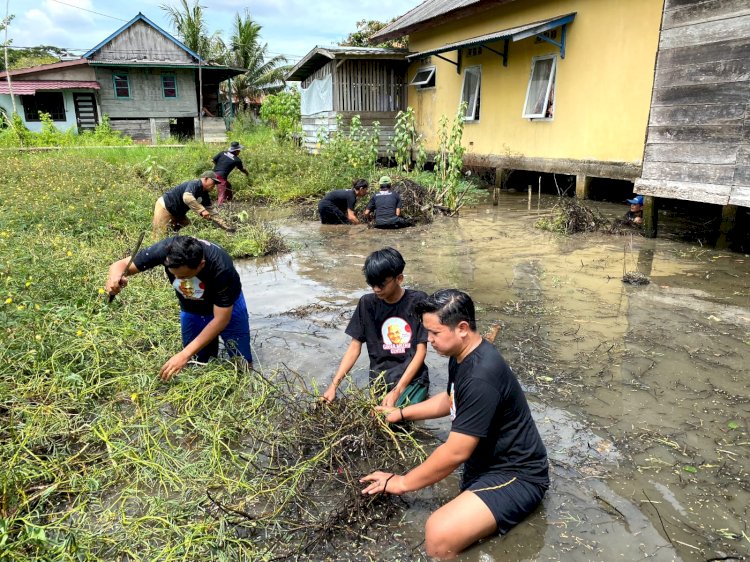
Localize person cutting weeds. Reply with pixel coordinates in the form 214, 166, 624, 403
105, 235, 252, 380
152, 171, 234, 237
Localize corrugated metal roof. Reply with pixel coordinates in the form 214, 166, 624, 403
373, 0, 515, 41
0, 59, 89, 79
286, 46, 409, 82
407, 13, 576, 59
0, 80, 100, 95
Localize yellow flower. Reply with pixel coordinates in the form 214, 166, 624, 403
5, 298, 11, 304
67, 251, 73, 257
98, 288, 106, 295
17, 305, 25, 310
76, 330, 84, 337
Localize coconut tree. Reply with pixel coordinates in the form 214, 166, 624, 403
225, 10, 291, 111
160, 0, 224, 60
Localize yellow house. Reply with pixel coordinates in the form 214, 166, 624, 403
372, 0, 664, 199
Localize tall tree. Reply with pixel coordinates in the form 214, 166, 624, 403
225, 10, 290, 109
340, 19, 407, 49
160, 0, 224, 60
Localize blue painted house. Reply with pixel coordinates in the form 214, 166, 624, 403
0, 13, 243, 142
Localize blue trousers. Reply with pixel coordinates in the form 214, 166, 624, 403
179, 293, 252, 364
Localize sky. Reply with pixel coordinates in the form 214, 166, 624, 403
4, 0, 422, 66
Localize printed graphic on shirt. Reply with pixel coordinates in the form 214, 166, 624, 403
449, 382, 456, 421
381, 316, 412, 354
173, 277, 205, 300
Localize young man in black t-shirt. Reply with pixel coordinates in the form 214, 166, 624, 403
153, 171, 222, 236
105, 236, 252, 380
361, 289, 548, 559
212, 141, 249, 205
317, 179, 369, 224
364, 176, 412, 229
322, 247, 429, 407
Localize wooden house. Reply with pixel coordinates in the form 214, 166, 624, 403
634, 0, 750, 240
372, 0, 663, 200
0, 13, 243, 142
286, 46, 409, 153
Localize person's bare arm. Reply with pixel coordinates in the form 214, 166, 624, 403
347, 209, 360, 225
105, 257, 141, 296
322, 338, 363, 401
361, 430, 479, 495
159, 304, 232, 380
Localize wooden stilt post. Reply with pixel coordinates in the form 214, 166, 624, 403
575, 174, 591, 199
716, 204, 738, 250
643, 195, 658, 238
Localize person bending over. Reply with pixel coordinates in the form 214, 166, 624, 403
318, 179, 369, 224
105, 236, 252, 380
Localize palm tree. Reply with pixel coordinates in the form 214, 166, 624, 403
161, 0, 224, 60
225, 10, 291, 110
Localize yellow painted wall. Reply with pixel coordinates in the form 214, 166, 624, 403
407, 0, 663, 163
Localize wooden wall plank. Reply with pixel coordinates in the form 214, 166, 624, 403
737, 146, 750, 166
647, 124, 745, 143
644, 142, 739, 164
651, 81, 750, 106
649, 104, 746, 126
642, 161, 736, 183
663, 0, 750, 30
634, 178, 731, 204
653, 58, 750, 88
660, 14, 750, 49
734, 166, 750, 185
728, 185, 750, 206
657, 38, 750, 68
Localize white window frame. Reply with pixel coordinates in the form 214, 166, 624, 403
460, 65, 481, 122
522, 55, 557, 120
409, 66, 436, 89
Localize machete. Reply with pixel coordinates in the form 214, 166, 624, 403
108, 231, 146, 303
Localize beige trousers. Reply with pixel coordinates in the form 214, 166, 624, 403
152, 197, 190, 237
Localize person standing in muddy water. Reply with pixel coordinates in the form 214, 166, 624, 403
317, 179, 369, 224
321, 247, 429, 407
363, 176, 414, 229
105, 235, 252, 380
624, 194, 644, 225
361, 289, 548, 560
212, 141, 250, 205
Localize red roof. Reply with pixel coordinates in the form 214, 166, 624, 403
0, 80, 100, 94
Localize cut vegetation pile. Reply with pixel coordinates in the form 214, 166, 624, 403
0, 147, 431, 560
536, 198, 636, 235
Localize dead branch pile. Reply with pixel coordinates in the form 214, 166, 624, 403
391, 177, 435, 224
536, 198, 637, 236
205, 370, 433, 561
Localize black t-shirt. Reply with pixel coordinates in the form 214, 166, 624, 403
321, 189, 357, 213
345, 289, 429, 388
212, 151, 246, 178
448, 339, 548, 486
366, 190, 402, 223
162, 179, 212, 218
133, 237, 242, 315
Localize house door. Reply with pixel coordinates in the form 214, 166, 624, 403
73, 93, 99, 132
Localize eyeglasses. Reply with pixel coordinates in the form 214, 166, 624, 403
369, 277, 395, 290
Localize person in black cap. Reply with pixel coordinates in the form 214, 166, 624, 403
364, 176, 413, 229
212, 141, 249, 205
624, 195, 644, 225
152, 171, 232, 236
318, 179, 369, 224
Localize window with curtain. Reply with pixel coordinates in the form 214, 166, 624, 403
461, 65, 481, 121
523, 55, 556, 119
113, 73, 131, 98
162, 75, 177, 98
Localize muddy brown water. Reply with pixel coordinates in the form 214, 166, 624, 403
237, 192, 750, 561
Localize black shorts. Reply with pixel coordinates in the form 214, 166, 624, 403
463, 472, 547, 535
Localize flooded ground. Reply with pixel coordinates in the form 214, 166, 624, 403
237, 191, 750, 561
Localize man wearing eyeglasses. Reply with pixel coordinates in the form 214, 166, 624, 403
322, 247, 429, 407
